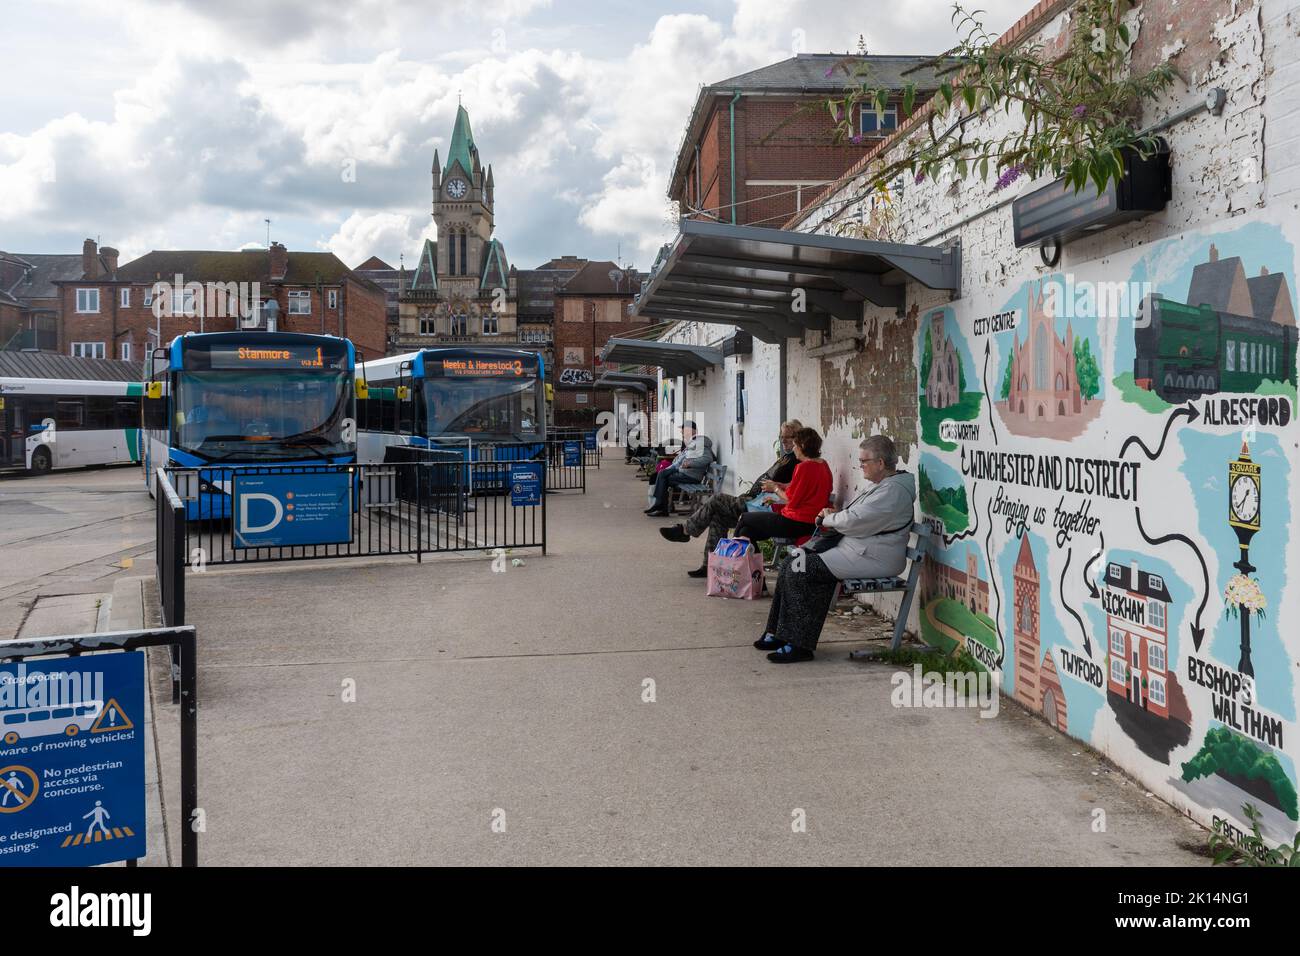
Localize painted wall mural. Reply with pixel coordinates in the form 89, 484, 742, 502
916, 209, 1300, 853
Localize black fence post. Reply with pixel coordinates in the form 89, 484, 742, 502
179, 626, 198, 867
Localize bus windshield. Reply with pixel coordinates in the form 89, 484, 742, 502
176, 369, 351, 460
424, 376, 539, 438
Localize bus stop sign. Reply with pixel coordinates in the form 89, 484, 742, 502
0, 652, 146, 867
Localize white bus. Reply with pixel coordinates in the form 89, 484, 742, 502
0, 377, 143, 474
1, 700, 103, 745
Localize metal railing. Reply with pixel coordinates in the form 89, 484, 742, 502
164, 460, 547, 569
156, 468, 186, 627
549, 428, 601, 469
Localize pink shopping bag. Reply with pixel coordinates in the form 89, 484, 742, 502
706, 549, 766, 600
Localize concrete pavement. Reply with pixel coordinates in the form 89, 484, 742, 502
150, 452, 1209, 866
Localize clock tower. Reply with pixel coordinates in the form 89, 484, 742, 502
1227, 441, 1262, 676
430, 104, 496, 293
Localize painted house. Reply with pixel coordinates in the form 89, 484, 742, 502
1103, 561, 1173, 719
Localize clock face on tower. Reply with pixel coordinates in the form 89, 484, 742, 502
1230, 474, 1260, 523
447, 178, 468, 199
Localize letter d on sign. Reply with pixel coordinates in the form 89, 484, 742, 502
239, 492, 283, 535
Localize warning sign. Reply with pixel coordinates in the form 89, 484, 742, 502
0, 652, 145, 866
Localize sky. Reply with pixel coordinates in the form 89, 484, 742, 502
0, 0, 1027, 272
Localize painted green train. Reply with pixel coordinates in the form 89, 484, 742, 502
1134, 294, 1296, 402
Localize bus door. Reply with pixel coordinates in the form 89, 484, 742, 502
0, 397, 24, 468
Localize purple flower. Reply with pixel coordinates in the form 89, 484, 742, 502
914, 171, 926, 185
849, 134, 863, 145
994, 163, 1025, 191
824, 66, 835, 78
1072, 104, 1087, 118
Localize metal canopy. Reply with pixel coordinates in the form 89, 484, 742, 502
594, 371, 655, 394
631, 218, 960, 340
600, 338, 722, 378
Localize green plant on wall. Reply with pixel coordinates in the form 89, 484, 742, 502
825, 0, 1177, 197
1209, 804, 1300, 867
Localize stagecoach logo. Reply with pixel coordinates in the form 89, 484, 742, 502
0, 664, 105, 744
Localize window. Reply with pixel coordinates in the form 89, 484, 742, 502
1110, 657, 1125, 685
171, 289, 197, 316
1148, 599, 1165, 631
288, 291, 311, 315
1110, 629, 1126, 656
121, 342, 132, 362
459, 233, 467, 276
328, 289, 338, 309
76, 289, 100, 313
144, 288, 154, 307
1148, 641, 1166, 673
1225, 340, 1235, 371
70, 342, 105, 359
483, 313, 499, 335
120, 288, 130, 308
55, 400, 84, 428
1240, 341, 1248, 372
1148, 675, 1166, 707
860, 105, 898, 135
419, 314, 436, 335
451, 313, 468, 336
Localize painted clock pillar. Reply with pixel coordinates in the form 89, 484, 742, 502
1227, 441, 1261, 676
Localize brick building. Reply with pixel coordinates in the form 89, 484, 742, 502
353, 256, 401, 352
55, 240, 387, 363
552, 261, 648, 424
668, 54, 944, 228
0, 246, 101, 352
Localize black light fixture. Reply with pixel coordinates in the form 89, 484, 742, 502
1012, 139, 1171, 252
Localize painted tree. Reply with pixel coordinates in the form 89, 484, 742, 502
920, 327, 934, 393
1074, 336, 1100, 400
1000, 355, 1014, 399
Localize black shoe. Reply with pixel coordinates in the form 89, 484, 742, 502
686, 564, 709, 578
767, 644, 815, 664
659, 525, 690, 543
645, 508, 670, 517
753, 633, 781, 650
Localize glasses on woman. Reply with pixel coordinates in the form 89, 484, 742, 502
859, 457, 881, 467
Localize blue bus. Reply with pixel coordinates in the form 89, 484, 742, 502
144, 332, 358, 517
356, 347, 546, 466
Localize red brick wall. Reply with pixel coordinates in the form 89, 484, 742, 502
340, 278, 387, 360
553, 294, 652, 418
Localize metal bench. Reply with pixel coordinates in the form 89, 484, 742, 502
828, 522, 936, 658
671, 462, 726, 513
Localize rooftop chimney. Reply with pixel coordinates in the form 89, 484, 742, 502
269, 242, 288, 282
100, 246, 119, 277
82, 238, 98, 279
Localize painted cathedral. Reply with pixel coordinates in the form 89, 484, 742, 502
1012, 534, 1069, 734
395, 105, 518, 350
1003, 281, 1083, 424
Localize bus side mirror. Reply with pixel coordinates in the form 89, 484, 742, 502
355, 379, 369, 399
146, 382, 163, 399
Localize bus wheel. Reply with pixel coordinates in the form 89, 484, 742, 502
65, 724, 80, 737
3, 732, 17, 746
29, 446, 52, 475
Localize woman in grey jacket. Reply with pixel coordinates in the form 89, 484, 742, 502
757, 435, 916, 663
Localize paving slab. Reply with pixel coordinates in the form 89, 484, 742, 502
155, 453, 1209, 866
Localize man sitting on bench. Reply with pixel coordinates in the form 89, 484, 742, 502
644, 420, 714, 517
755, 434, 915, 664
657, 419, 802, 578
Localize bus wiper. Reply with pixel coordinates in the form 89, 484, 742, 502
281, 441, 333, 461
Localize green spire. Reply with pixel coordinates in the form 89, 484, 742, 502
444, 105, 476, 179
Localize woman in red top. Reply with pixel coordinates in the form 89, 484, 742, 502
733, 427, 832, 545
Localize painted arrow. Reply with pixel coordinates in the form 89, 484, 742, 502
1135, 507, 1210, 652
1119, 401, 1199, 461
1061, 548, 1093, 658
983, 339, 999, 446
985, 493, 1005, 669
1082, 530, 1105, 599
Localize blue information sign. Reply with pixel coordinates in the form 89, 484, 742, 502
233, 471, 353, 548
563, 441, 581, 466
510, 462, 543, 506
0, 652, 146, 867
583, 432, 597, 451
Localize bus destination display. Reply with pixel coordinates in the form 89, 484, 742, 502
208, 346, 337, 369
438, 358, 528, 377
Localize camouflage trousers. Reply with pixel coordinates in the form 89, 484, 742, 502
683, 493, 747, 557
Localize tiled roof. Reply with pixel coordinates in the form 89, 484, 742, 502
3, 253, 84, 301
0, 350, 142, 382
708, 54, 948, 94
355, 256, 395, 271
409, 239, 438, 291
560, 261, 643, 296
479, 239, 510, 291
444, 105, 477, 178
1247, 271, 1294, 326
115, 249, 361, 286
